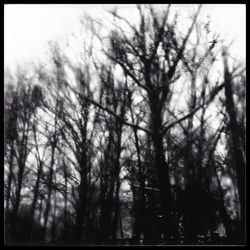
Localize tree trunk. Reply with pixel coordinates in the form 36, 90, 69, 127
63, 162, 68, 238
29, 160, 43, 238
112, 178, 120, 239
149, 92, 177, 239
6, 143, 14, 213
43, 142, 56, 240
51, 191, 57, 242
132, 127, 147, 239
75, 155, 88, 241
223, 50, 245, 243
12, 126, 29, 227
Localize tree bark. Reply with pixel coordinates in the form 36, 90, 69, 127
223, 50, 245, 243
75, 157, 88, 241
6, 144, 14, 213
29, 159, 43, 238
43, 140, 56, 240
149, 91, 177, 239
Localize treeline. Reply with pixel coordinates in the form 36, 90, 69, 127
4, 5, 245, 245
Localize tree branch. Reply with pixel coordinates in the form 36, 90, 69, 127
65, 81, 152, 135
162, 82, 225, 135
168, 5, 202, 80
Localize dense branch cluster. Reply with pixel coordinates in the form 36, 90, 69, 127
4, 5, 245, 245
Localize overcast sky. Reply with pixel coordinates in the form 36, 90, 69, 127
5, 4, 245, 71
4, 4, 244, 189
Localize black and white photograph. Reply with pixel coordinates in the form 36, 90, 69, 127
4, 4, 246, 245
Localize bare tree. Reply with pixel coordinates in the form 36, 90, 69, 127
222, 48, 245, 243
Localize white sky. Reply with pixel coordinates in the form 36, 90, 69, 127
4, 4, 246, 71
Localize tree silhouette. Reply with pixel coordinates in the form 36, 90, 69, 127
4, 4, 245, 245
